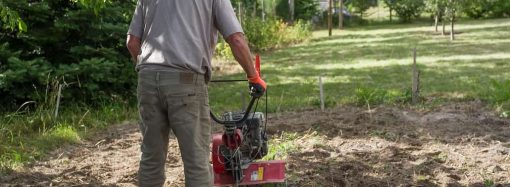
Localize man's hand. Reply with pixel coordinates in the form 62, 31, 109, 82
248, 75, 266, 98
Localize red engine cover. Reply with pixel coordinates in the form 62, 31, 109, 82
212, 134, 226, 174
223, 129, 243, 149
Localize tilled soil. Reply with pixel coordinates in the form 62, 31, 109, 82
1, 101, 509, 186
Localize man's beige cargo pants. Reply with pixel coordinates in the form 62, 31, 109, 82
137, 70, 212, 187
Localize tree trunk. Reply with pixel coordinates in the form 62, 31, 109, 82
450, 10, 455, 40
261, 0, 265, 21
328, 0, 332, 36
253, 1, 257, 18
389, 8, 392, 22
442, 11, 446, 36
434, 13, 439, 32
289, 0, 295, 24
339, 0, 344, 29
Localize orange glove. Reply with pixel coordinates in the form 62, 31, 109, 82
248, 75, 266, 98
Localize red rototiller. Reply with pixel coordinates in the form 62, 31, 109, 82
209, 56, 286, 186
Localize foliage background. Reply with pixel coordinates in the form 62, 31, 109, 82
0, 0, 136, 111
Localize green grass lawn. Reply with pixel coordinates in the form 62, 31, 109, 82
209, 18, 510, 113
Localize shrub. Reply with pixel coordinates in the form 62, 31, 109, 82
0, 0, 136, 111
242, 18, 311, 52
214, 19, 311, 59
275, 0, 320, 21
489, 0, 510, 18
214, 38, 234, 60
348, 0, 378, 20
462, 0, 492, 19
392, 0, 425, 22
461, 0, 510, 19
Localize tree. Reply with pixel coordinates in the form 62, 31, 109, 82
392, 0, 425, 22
295, 0, 320, 21
338, 0, 344, 29
445, 0, 460, 40
461, 0, 491, 19
425, 0, 446, 32
275, 0, 319, 22
488, 0, 510, 18
383, 0, 396, 22
348, 0, 378, 21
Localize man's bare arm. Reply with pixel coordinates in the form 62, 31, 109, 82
126, 34, 141, 62
225, 32, 258, 78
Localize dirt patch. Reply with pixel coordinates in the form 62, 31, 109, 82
271, 101, 510, 186
1, 101, 509, 186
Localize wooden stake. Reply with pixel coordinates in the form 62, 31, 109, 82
54, 84, 63, 118
412, 48, 420, 104
319, 76, 325, 111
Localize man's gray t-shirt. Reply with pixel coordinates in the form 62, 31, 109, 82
127, 0, 243, 81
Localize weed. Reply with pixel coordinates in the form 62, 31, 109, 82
484, 179, 495, 187
369, 130, 398, 141
263, 132, 299, 161
416, 175, 430, 182
485, 79, 510, 117
354, 87, 412, 107
487, 80, 510, 104
432, 152, 448, 163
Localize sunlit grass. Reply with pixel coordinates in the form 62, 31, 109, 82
209, 18, 510, 113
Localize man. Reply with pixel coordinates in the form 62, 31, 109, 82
126, 0, 266, 186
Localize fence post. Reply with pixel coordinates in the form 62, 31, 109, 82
319, 76, 325, 111
412, 48, 420, 104
54, 84, 63, 118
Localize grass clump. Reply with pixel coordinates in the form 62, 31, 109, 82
263, 132, 300, 161
354, 87, 412, 106
484, 179, 496, 187
485, 80, 510, 117
0, 102, 137, 173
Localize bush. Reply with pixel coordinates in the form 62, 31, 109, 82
392, 0, 425, 22
348, 0, 378, 20
0, 0, 136, 111
489, 0, 510, 18
461, 0, 510, 19
214, 38, 234, 60
275, 0, 320, 21
214, 18, 311, 59
242, 18, 311, 52
462, 0, 492, 19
